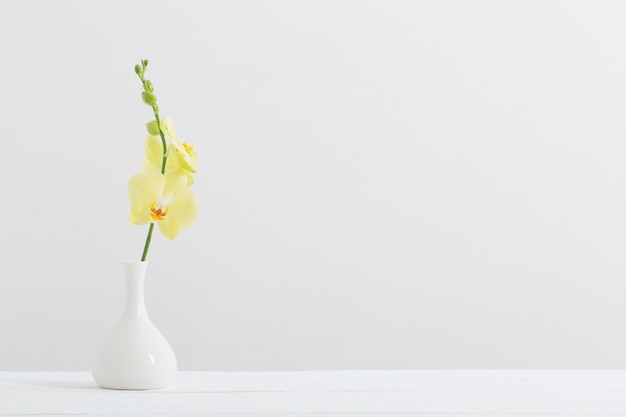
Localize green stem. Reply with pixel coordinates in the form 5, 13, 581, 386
154, 110, 168, 174
139, 109, 166, 262
136, 63, 168, 261
141, 223, 155, 262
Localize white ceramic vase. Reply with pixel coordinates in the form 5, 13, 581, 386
92, 261, 177, 390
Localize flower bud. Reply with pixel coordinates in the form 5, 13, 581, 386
146, 120, 160, 135
141, 91, 157, 106
142, 59, 149, 68
134, 64, 142, 75
145, 80, 154, 92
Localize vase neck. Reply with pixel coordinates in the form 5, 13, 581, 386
122, 261, 148, 319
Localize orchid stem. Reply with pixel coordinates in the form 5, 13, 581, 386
154, 111, 168, 174
141, 223, 155, 262
140, 113, 165, 262
136, 59, 167, 262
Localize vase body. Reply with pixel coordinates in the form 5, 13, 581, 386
92, 261, 177, 390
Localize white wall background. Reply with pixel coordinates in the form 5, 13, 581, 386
2, 0, 626, 371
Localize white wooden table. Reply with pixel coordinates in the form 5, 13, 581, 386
2, 370, 626, 416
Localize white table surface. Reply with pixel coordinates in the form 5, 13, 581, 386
2, 370, 626, 416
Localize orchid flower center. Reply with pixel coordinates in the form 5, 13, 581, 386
183, 143, 194, 154
150, 199, 169, 222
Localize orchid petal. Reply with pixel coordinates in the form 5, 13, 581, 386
142, 135, 165, 172
128, 171, 165, 225
158, 182, 198, 240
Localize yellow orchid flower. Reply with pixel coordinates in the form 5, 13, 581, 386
162, 117, 198, 173
128, 171, 198, 240
133, 60, 200, 260
142, 135, 196, 186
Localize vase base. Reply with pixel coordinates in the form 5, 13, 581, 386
96, 384, 169, 391
92, 371, 175, 390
